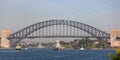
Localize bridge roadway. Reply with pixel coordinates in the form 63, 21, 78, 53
0, 36, 110, 39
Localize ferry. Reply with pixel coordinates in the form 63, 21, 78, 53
15, 45, 22, 51
54, 40, 61, 51
15, 45, 28, 51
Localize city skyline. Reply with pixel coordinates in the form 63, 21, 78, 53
0, 0, 120, 34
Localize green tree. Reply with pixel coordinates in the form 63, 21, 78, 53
78, 38, 92, 49
108, 48, 120, 60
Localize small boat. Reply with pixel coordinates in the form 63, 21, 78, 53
25, 48, 28, 50
80, 48, 85, 50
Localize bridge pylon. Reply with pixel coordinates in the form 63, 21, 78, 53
0, 30, 11, 48
110, 29, 120, 47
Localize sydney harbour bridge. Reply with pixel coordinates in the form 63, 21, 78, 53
7, 19, 110, 45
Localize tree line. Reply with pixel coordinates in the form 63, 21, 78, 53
59, 38, 110, 50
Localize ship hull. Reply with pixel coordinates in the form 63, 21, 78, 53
54, 47, 60, 51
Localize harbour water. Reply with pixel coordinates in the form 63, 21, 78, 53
0, 48, 115, 60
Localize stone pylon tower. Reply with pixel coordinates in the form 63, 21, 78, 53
0, 30, 11, 48
110, 29, 120, 47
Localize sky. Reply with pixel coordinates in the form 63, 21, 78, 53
0, 0, 120, 34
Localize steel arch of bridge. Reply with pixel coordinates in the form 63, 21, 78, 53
10, 19, 110, 41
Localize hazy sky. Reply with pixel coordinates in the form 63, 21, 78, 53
0, 0, 120, 34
